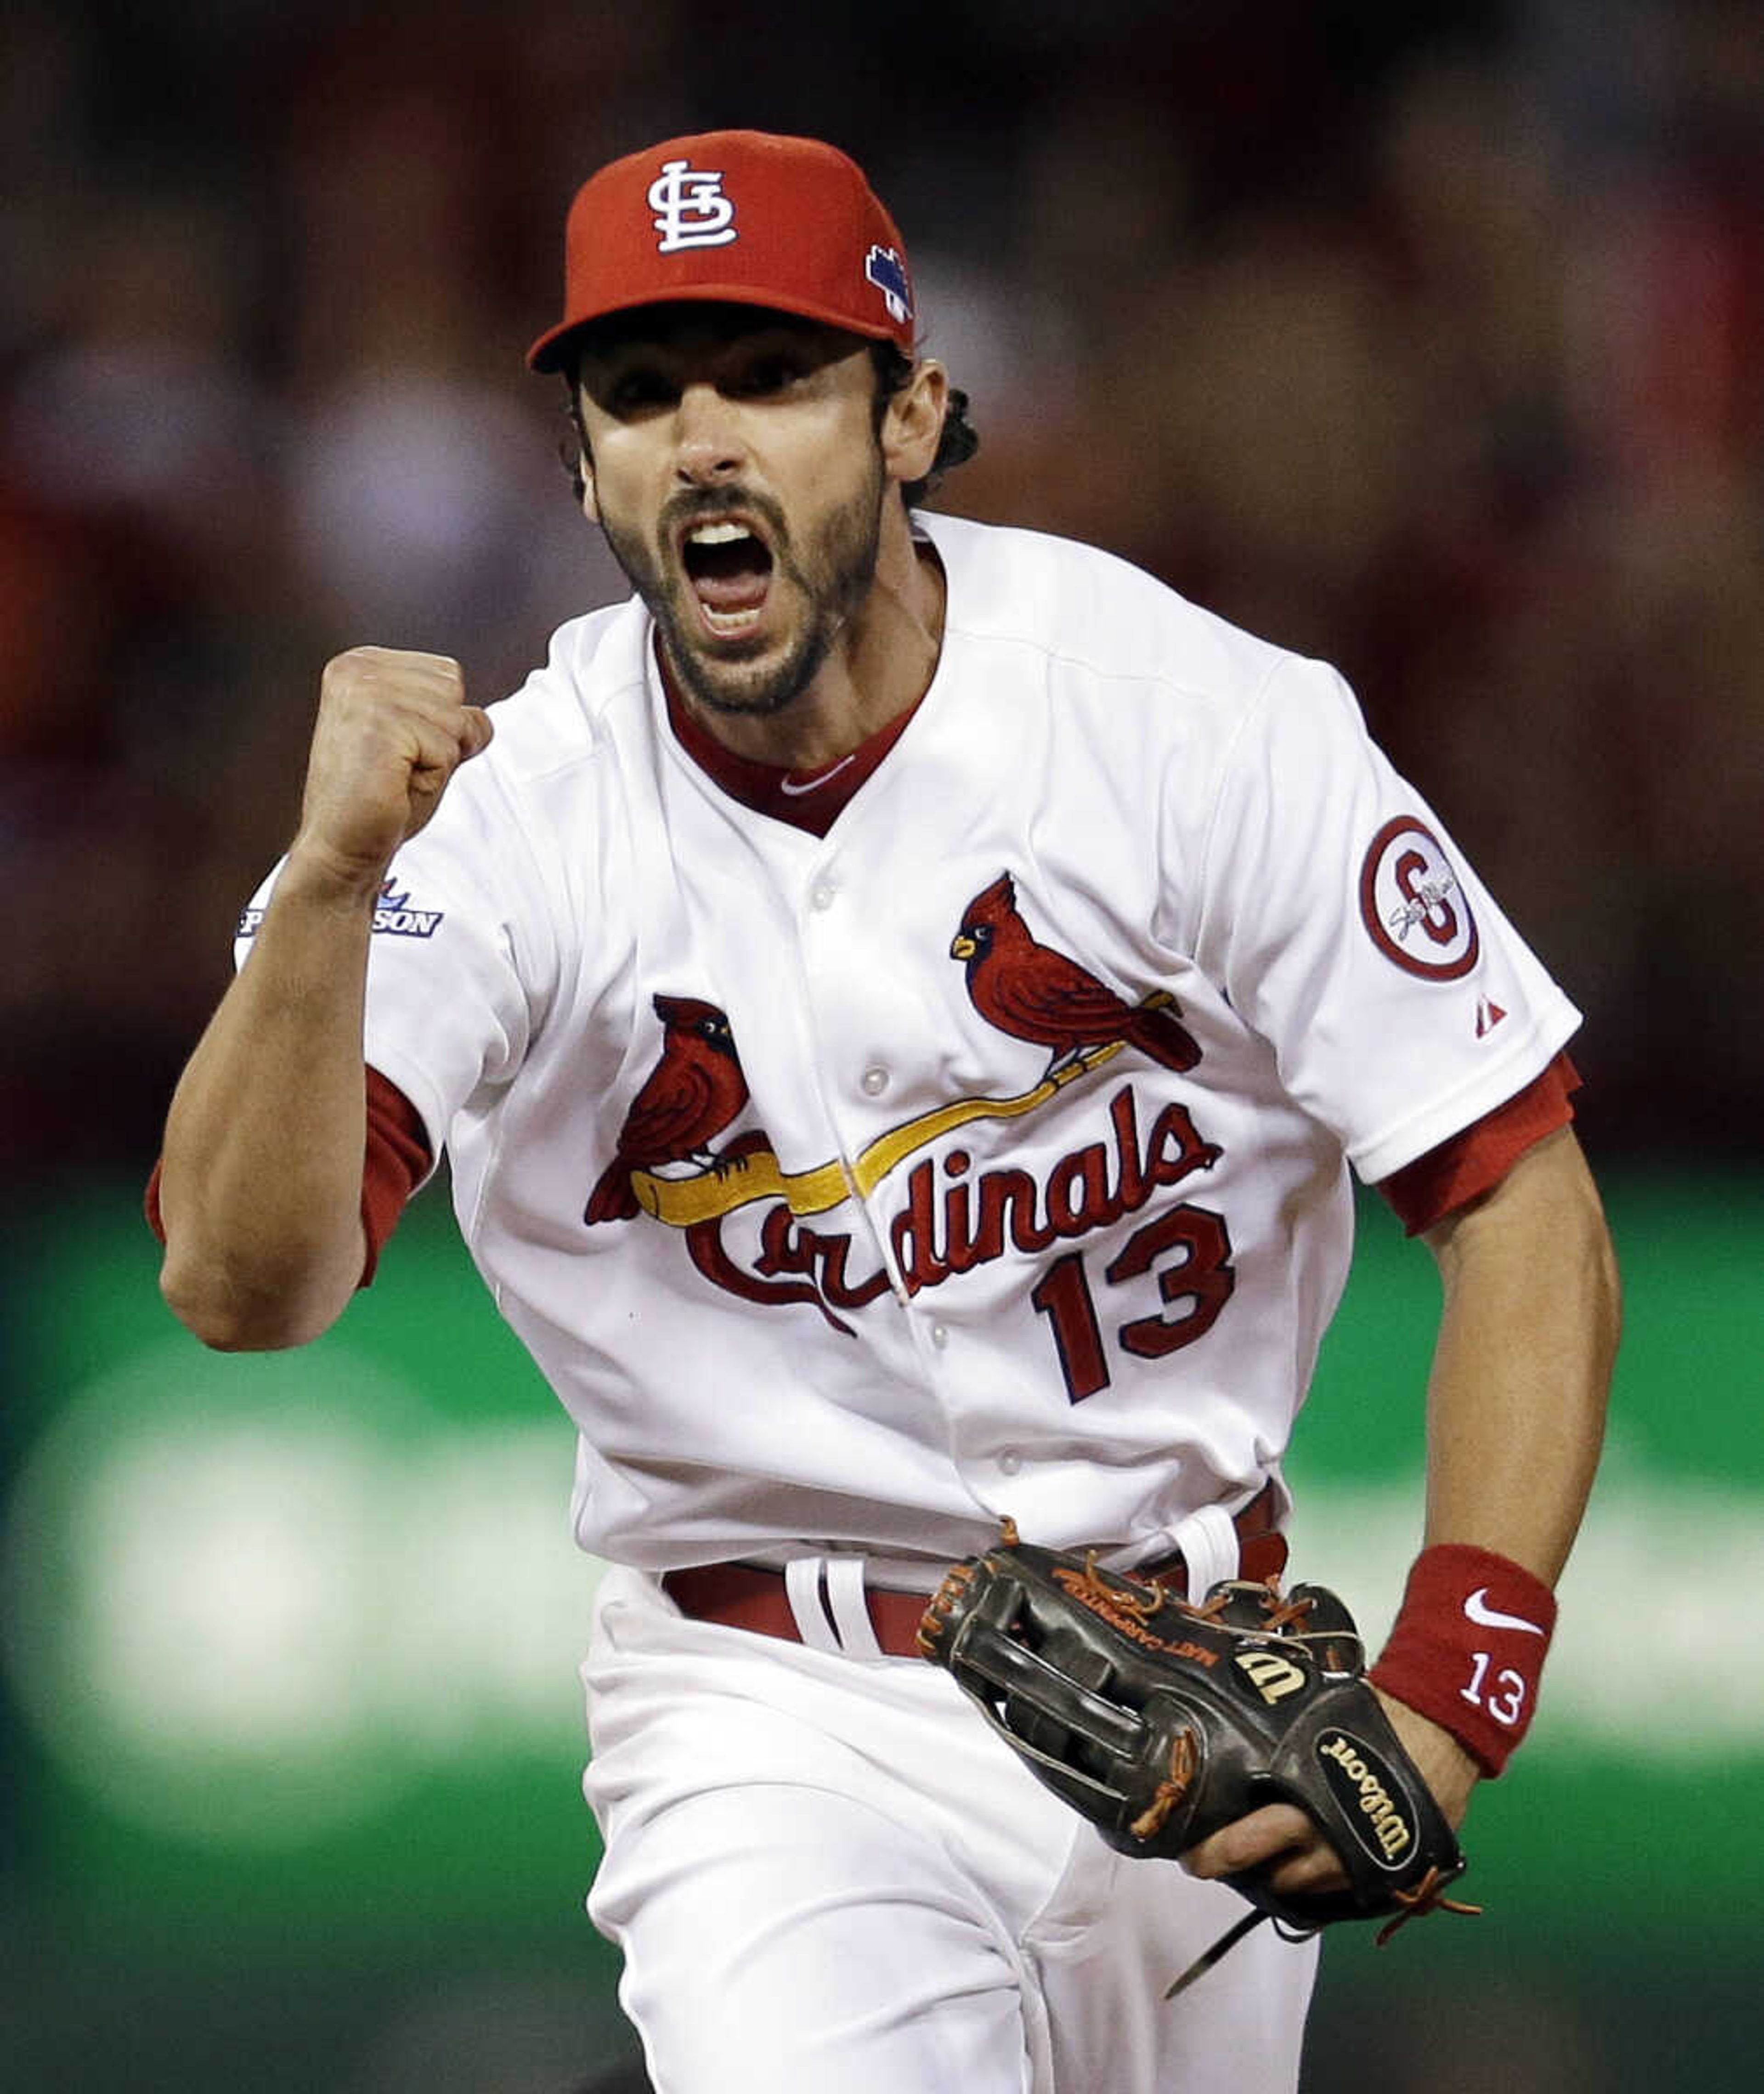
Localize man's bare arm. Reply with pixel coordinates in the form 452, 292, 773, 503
1416, 1123, 1618, 1583
157, 648, 492, 1351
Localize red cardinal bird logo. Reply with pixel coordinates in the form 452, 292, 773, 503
950, 872, 1200, 1077
585, 995, 752, 1224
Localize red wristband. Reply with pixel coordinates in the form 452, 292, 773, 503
1369, 1544, 1557, 1777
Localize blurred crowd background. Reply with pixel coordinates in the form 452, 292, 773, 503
3, 1, 1762, 2089
5, 0, 1764, 1183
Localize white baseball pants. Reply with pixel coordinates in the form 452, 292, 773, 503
580, 1566, 1317, 2094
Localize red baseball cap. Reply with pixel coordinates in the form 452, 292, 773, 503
527, 129, 916, 372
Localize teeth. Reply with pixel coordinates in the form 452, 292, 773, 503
703, 605, 763, 633
687, 521, 754, 545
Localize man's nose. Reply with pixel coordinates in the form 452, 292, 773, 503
673, 383, 745, 484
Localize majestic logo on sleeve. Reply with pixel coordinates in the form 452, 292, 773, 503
584, 879, 1226, 1347
1357, 817, 1479, 980
648, 159, 738, 253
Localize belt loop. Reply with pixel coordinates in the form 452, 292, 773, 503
824, 1556, 886, 1663
784, 1558, 842, 1653
1169, 1504, 1238, 1600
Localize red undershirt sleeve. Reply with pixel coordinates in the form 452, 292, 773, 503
1374, 1051, 1581, 1236
358, 1066, 433, 1281
143, 1067, 434, 1290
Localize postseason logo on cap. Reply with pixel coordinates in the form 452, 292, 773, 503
865, 245, 911, 326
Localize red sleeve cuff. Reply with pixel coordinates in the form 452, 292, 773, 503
143, 1069, 433, 1289
360, 1067, 432, 1283
1377, 1051, 1580, 1236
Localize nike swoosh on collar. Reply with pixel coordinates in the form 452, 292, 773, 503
778, 754, 857, 797
1464, 1587, 1547, 1635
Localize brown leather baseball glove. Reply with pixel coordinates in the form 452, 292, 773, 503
919, 1523, 1475, 1990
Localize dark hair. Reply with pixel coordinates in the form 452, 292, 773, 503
557, 341, 978, 509
561, 387, 590, 505
871, 344, 978, 509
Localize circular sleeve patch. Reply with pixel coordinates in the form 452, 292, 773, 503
1357, 816, 1479, 980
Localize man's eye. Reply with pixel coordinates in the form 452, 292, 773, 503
609, 372, 673, 413
735, 357, 802, 396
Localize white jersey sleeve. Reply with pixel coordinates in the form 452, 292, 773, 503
344, 614, 640, 1186
357, 767, 554, 1169
232, 730, 557, 1179
1184, 653, 1579, 1183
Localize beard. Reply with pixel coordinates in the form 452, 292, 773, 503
595, 454, 887, 719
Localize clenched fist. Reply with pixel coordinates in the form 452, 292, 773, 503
293, 647, 494, 894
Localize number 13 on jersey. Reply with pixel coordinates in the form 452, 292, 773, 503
1029, 1200, 1235, 1402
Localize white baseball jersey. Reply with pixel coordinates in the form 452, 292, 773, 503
240, 512, 1579, 1573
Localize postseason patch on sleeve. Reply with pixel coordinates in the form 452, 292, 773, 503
368, 878, 445, 939
236, 877, 445, 941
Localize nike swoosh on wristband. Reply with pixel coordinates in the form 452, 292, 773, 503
1464, 1588, 1547, 1635
779, 755, 857, 796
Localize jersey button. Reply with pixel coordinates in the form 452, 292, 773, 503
997, 1450, 1023, 1477
809, 880, 837, 911
861, 1064, 889, 1096
930, 1322, 949, 1348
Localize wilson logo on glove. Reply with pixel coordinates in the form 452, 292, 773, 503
1234, 1650, 1307, 1704
1316, 1731, 1415, 1866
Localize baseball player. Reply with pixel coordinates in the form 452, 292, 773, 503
152, 131, 1619, 2093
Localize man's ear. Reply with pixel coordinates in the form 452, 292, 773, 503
881, 358, 950, 491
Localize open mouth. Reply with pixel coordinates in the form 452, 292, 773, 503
680, 518, 776, 636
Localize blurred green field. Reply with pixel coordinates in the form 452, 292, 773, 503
1, 1166, 1757, 2090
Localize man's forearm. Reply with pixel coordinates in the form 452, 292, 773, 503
158, 647, 492, 1350
1420, 1124, 1620, 1580
1346, 1122, 1620, 1834
157, 854, 379, 1350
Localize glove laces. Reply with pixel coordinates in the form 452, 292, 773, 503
1163, 1864, 1481, 2000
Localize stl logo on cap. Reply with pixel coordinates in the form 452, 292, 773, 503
649, 158, 738, 254
527, 130, 920, 371
865, 245, 912, 326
